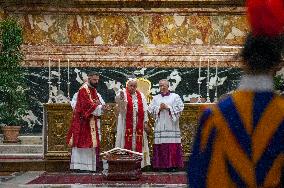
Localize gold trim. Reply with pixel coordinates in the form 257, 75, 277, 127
44, 103, 215, 159
90, 117, 98, 147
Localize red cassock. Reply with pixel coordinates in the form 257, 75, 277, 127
66, 84, 100, 148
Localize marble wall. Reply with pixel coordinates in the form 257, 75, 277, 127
24, 66, 242, 133
0, 2, 247, 133
4, 9, 248, 46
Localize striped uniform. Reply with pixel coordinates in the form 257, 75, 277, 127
188, 91, 284, 188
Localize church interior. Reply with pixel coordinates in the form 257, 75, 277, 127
0, 0, 283, 187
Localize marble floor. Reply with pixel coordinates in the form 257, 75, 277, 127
0, 171, 188, 188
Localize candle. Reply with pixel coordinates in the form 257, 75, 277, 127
206, 59, 211, 103
58, 59, 61, 82
48, 57, 52, 103
58, 59, 61, 94
198, 58, 201, 80
215, 59, 218, 85
48, 57, 51, 81
67, 59, 70, 101
67, 59, 70, 82
214, 59, 219, 102
197, 58, 202, 103
207, 59, 210, 84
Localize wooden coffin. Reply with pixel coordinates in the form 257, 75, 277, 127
101, 148, 142, 180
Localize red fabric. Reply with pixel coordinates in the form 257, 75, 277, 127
28, 172, 188, 185
66, 85, 100, 148
247, 0, 284, 36
161, 92, 170, 97
152, 143, 184, 169
124, 89, 144, 153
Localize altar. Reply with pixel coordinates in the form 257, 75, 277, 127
43, 103, 213, 160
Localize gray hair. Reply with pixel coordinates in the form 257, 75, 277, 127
127, 78, 137, 86
159, 79, 169, 86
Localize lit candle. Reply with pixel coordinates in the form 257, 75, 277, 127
48, 57, 51, 81
67, 59, 70, 82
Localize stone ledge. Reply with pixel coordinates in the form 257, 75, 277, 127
0, 159, 70, 172
22, 44, 243, 68
0, 145, 43, 154
1, 0, 245, 10
0, 154, 43, 159
0, 159, 189, 172
0, 135, 42, 145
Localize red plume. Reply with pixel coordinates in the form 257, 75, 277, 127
247, 0, 284, 36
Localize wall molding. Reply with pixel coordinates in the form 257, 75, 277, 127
1, 0, 245, 14
22, 44, 243, 67
1, 0, 245, 8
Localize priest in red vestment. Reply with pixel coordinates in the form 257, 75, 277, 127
66, 72, 108, 172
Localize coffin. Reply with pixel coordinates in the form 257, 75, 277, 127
101, 148, 142, 180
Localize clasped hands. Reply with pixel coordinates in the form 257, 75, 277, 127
159, 103, 169, 111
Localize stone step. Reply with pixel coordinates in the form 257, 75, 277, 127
0, 153, 43, 159
0, 135, 42, 145
0, 159, 70, 172
18, 135, 42, 145
0, 144, 43, 154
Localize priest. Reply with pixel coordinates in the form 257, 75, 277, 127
115, 78, 151, 168
66, 72, 107, 172
148, 79, 184, 171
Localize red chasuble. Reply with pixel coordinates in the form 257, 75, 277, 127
66, 83, 100, 148
124, 89, 144, 153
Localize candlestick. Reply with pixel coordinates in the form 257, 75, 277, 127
197, 58, 202, 103
67, 59, 70, 101
58, 59, 61, 94
207, 59, 209, 84
198, 58, 201, 79
206, 59, 211, 103
48, 57, 52, 103
48, 58, 51, 81
214, 59, 219, 103
67, 59, 70, 81
215, 59, 218, 76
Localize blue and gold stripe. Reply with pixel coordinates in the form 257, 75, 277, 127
188, 91, 284, 188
